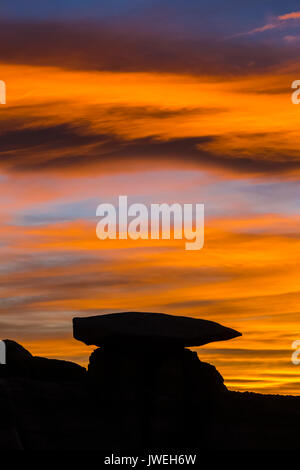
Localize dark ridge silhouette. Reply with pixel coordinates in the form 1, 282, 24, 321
0, 339, 86, 381
0, 312, 299, 450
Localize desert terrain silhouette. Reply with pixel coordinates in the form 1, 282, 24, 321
0, 311, 299, 450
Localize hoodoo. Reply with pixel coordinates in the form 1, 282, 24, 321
73, 311, 241, 448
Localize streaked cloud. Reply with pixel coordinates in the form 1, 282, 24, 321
1, 62, 300, 177
0, 20, 296, 75
237, 10, 300, 37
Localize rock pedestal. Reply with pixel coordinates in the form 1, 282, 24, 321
74, 311, 241, 448
88, 345, 226, 448
0, 315, 299, 450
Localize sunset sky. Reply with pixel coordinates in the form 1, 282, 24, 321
0, 0, 299, 394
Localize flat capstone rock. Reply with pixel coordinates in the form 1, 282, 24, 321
73, 311, 241, 348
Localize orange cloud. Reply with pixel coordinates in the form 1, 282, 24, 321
0, 62, 300, 177
278, 11, 300, 21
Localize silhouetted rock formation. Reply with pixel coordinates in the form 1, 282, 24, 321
4, 339, 33, 361
74, 312, 238, 448
0, 340, 86, 381
87, 345, 226, 448
73, 311, 241, 347
0, 312, 299, 450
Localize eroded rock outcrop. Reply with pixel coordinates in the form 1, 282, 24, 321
0, 340, 86, 381
73, 311, 240, 448
0, 313, 299, 450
